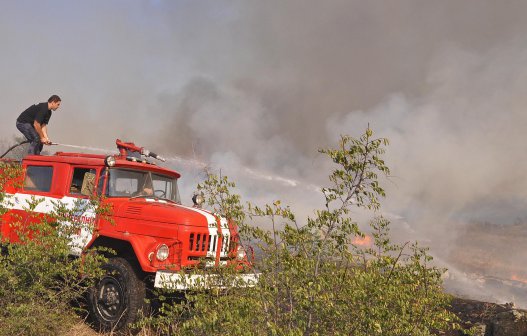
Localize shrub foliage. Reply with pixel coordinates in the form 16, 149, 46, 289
139, 128, 465, 335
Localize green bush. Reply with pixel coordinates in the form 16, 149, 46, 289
138, 128, 467, 335
0, 163, 108, 336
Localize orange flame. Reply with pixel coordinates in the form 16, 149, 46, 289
352, 235, 372, 247
511, 274, 527, 284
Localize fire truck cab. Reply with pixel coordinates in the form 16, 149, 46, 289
0, 139, 255, 331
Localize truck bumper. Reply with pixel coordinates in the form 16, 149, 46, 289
154, 271, 259, 290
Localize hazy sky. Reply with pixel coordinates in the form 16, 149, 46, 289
3, 0, 527, 300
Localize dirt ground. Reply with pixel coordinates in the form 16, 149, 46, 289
445, 297, 510, 335
67, 297, 504, 336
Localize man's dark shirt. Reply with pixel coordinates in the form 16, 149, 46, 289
16, 102, 52, 125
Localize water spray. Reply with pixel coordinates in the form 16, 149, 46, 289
50, 142, 113, 153
1, 139, 318, 191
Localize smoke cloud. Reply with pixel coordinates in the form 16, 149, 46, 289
2, 0, 527, 304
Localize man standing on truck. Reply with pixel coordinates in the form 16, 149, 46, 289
16, 95, 61, 155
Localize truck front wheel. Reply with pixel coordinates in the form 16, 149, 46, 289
87, 257, 147, 332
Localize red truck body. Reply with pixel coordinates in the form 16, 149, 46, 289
0, 140, 254, 330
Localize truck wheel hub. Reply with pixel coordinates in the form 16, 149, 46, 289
97, 277, 124, 318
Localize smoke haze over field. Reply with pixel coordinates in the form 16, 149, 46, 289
3, 0, 527, 303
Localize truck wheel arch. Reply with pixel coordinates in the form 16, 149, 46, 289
88, 235, 158, 274
89, 236, 143, 273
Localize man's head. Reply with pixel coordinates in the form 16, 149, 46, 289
48, 95, 61, 111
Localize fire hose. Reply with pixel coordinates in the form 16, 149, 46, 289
0, 140, 63, 158
0, 140, 29, 158
1, 140, 166, 163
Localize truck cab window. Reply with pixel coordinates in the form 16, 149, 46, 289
24, 166, 53, 192
108, 169, 148, 197
152, 173, 180, 202
70, 168, 97, 196
107, 169, 180, 202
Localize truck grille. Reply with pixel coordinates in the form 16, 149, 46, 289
221, 235, 230, 253
208, 234, 217, 252
189, 233, 208, 251
188, 233, 232, 254
210, 233, 231, 253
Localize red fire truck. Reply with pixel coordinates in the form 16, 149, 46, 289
0, 139, 256, 331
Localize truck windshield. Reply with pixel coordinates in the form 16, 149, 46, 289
107, 168, 181, 203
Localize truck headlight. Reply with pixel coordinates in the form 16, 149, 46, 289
156, 244, 169, 261
104, 155, 116, 167
192, 192, 204, 207
236, 245, 247, 260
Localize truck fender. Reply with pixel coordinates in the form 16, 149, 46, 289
87, 233, 160, 273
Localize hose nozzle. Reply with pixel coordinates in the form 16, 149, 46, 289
141, 149, 166, 162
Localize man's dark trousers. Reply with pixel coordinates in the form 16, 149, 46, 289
16, 121, 43, 155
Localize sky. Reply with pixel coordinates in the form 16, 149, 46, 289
3, 0, 527, 303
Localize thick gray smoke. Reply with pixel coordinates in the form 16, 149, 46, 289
2, 0, 527, 304
330, 41, 527, 235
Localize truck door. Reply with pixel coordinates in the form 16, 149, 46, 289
65, 166, 99, 255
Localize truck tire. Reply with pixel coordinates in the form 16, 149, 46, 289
87, 257, 147, 332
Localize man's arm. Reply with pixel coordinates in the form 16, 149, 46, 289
33, 120, 50, 144
41, 124, 50, 142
